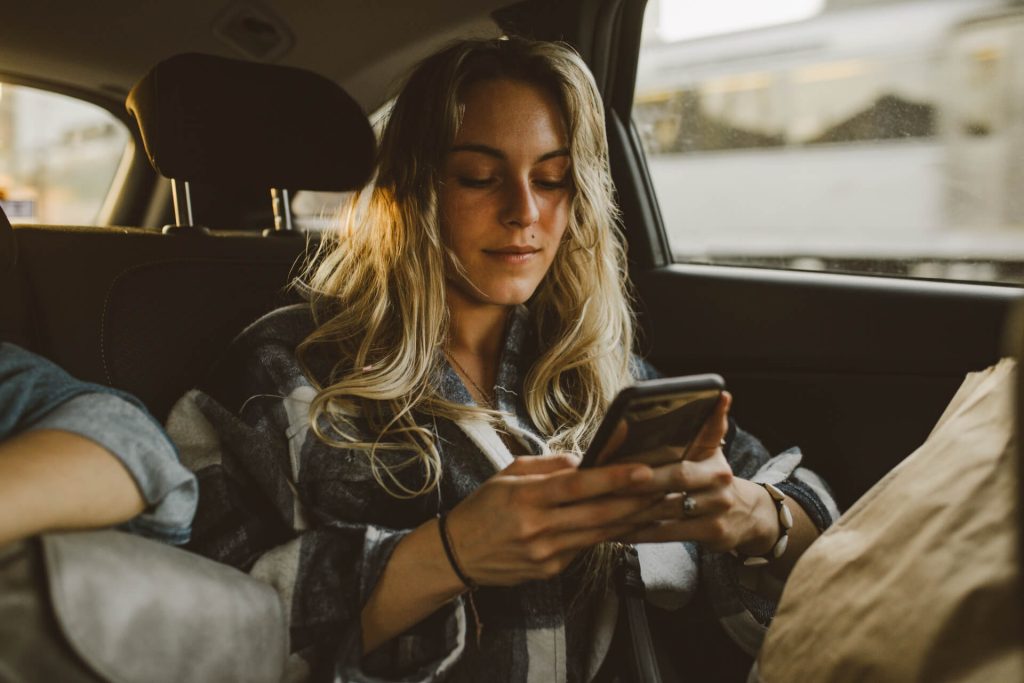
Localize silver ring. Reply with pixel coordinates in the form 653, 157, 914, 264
682, 495, 698, 516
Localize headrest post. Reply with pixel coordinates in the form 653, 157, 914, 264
271, 188, 294, 232
262, 188, 299, 238
171, 179, 195, 227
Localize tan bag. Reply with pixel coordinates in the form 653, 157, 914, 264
757, 358, 1023, 683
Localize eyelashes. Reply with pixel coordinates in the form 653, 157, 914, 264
456, 176, 569, 190
534, 178, 570, 190
457, 177, 494, 189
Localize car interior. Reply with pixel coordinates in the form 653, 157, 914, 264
0, 0, 1022, 678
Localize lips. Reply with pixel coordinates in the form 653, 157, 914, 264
484, 246, 540, 264
485, 246, 540, 255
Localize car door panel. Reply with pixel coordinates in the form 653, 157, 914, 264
635, 265, 1022, 508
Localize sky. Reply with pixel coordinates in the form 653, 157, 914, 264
657, 0, 827, 41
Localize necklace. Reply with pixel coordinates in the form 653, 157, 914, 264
445, 350, 494, 409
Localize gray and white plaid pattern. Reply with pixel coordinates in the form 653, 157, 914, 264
166, 304, 837, 682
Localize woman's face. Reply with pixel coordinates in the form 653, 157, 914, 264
439, 77, 572, 308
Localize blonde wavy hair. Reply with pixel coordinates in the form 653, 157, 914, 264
298, 37, 636, 500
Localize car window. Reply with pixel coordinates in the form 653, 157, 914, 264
0, 82, 131, 225
634, 0, 1024, 284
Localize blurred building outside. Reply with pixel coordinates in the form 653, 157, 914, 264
635, 0, 1024, 282
0, 83, 129, 225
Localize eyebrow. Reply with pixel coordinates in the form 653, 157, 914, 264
449, 143, 570, 163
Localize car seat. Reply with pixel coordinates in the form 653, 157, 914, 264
0, 53, 378, 683
4, 53, 375, 421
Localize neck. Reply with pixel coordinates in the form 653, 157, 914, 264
445, 284, 510, 363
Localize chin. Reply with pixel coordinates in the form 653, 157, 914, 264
483, 292, 534, 307
450, 272, 543, 307
480, 281, 541, 306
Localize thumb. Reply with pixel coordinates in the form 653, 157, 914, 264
685, 391, 732, 461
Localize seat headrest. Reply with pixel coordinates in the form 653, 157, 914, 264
126, 53, 375, 191
0, 202, 15, 271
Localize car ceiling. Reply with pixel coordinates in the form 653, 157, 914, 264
0, 0, 509, 114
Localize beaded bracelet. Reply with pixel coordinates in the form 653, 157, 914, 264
732, 482, 794, 567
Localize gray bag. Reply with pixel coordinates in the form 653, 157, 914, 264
0, 530, 288, 683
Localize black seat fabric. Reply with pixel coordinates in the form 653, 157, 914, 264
0, 204, 32, 347
0, 202, 12, 268
13, 224, 308, 420
126, 53, 375, 190
5, 53, 373, 420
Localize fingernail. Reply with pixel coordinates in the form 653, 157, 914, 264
630, 467, 652, 482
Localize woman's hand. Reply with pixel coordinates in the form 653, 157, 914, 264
445, 454, 657, 586
615, 393, 781, 555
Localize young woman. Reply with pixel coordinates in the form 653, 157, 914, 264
168, 38, 838, 682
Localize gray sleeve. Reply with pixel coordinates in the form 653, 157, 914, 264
27, 393, 198, 545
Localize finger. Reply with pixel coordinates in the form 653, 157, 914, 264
625, 454, 733, 494
684, 391, 732, 462
544, 493, 662, 532
611, 444, 686, 468
502, 453, 580, 476
550, 521, 644, 553
520, 523, 646, 581
622, 490, 729, 524
528, 463, 653, 505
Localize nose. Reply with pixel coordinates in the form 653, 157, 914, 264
500, 178, 540, 229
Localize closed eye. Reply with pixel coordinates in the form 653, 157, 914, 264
457, 176, 496, 189
534, 177, 569, 190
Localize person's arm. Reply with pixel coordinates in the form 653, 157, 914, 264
0, 344, 197, 545
728, 477, 821, 579
625, 358, 836, 577
614, 387, 838, 657
360, 454, 656, 653
0, 428, 145, 546
170, 307, 658, 677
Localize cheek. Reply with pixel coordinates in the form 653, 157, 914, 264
437, 186, 452, 238
438, 190, 472, 245
544, 195, 571, 240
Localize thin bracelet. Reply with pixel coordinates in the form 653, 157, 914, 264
437, 512, 478, 591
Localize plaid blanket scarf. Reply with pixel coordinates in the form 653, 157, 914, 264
165, 304, 837, 682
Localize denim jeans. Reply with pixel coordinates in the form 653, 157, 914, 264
0, 342, 196, 544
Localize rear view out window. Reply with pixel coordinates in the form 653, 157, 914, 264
635, 0, 1024, 285
0, 83, 130, 225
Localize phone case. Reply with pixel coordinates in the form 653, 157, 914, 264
580, 373, 725, 468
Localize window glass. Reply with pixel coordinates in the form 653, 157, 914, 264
634, 0, 1024, 284
0, 83, 130, 225
292, 190, 352, 232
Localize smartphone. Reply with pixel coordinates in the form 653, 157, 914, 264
579, 374, 725, 469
